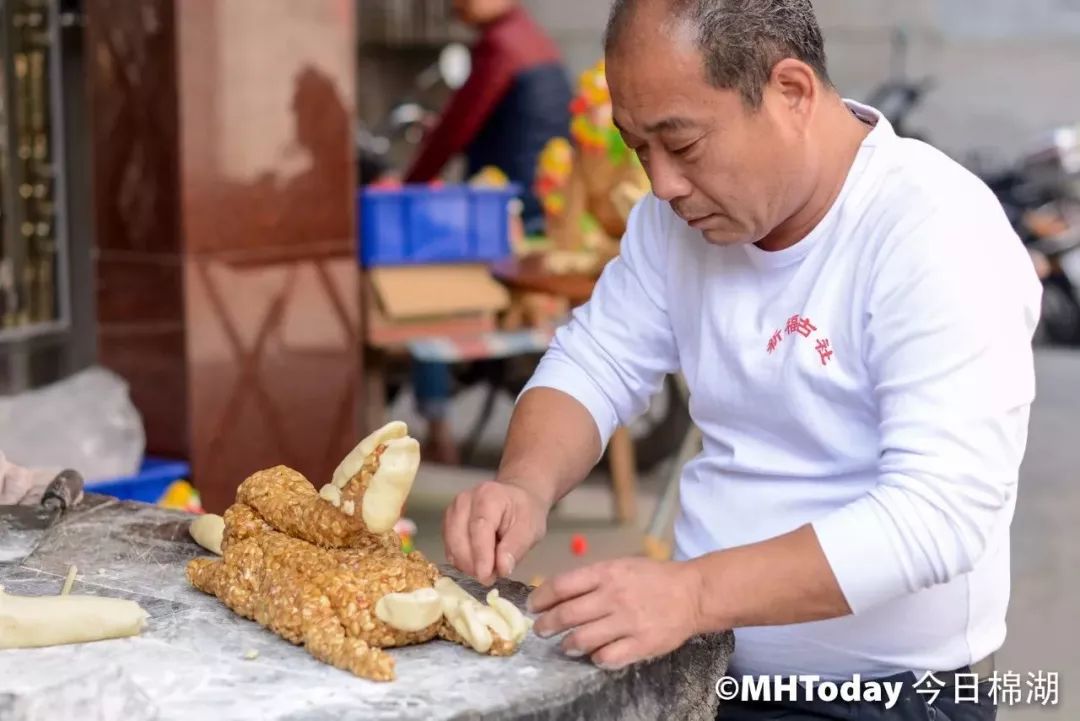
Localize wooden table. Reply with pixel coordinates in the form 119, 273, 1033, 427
490, 255, 600, 307
491, 254, 640, 526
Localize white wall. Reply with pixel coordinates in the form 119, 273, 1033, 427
524, 0, 1080, 163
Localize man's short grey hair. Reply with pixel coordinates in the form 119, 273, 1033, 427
605, 0, 833, 107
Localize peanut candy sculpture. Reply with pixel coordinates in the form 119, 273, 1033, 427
186, 422, 532, 681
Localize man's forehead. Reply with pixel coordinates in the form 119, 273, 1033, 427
614, 114, 701, 135
610, 68, 721, 136
606, 35, 707, 105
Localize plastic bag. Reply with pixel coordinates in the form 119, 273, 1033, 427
0, 367, 145, 482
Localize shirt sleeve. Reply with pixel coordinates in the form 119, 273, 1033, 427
404, 40, 516, 183
812, 201, 1043, 614
521, 196, 681, 457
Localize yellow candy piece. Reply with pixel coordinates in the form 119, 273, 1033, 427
159, 480, 196, 509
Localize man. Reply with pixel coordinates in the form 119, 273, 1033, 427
442, 0, 1042, 718
403, 0, 572, 464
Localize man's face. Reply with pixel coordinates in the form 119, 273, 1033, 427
451, 0, 510, 25
608, 19, 810, 247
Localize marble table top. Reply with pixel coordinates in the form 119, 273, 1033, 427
0, 495, 732, 721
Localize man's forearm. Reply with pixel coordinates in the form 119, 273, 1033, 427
495, 388, 602, 510
687, 525, 852, 632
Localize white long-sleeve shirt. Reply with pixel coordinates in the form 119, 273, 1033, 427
523, 101, 1043, 679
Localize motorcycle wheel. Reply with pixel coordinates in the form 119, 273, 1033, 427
1041, 274, 1080, 346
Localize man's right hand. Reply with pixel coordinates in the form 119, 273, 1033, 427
443, 388, 603, 585
442, 480, 550, 585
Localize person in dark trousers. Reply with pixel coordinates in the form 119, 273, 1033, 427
404, 0, 572, 464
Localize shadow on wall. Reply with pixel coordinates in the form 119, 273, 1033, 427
188, 64, 354, 251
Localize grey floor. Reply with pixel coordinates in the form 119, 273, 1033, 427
998, 350, 1079, 720
399, 349, 1079, 719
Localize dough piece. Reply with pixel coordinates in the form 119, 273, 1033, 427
0, 586, 148, 649
439, 598, 517, 656
375, 588, 443, 632
355, 437, 420, 533
434, 576, 476, 614
190, 514, 225, 555
186, 427, 529, 682
319, 484, 342, 508
444, 597, 494, 653
433, 578, 528, 655
486, 589, 533, 644
61, 565, 77, 596
317, 423, 421, 534
330, 421, 408, 490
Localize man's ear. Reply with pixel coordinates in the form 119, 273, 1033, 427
769, 58, 818, 128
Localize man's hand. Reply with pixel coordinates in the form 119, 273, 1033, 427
0, 452, 57, 506
528, 558, 704, 671
442, 481, 550, 585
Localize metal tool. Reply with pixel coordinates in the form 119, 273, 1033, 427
0, 469, 84, 564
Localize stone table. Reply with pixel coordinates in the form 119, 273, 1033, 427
0, 496, 732, 721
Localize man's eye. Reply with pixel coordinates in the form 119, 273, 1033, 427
672, 140, 699, 157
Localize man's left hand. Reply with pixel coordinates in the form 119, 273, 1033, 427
528, 557, 704, 670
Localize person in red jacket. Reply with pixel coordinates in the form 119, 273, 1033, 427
407, 0, 571, 232
405, 0, 572, 464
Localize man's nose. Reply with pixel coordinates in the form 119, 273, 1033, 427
647, 154, 691, 203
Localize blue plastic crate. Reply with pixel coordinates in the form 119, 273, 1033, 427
359, 184, 520, 267
86, 457, 191, 504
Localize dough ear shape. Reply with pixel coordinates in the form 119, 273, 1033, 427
330, 421, 409, 491
317, 422, 419, 532
361, 437, 420, 533
374, 587, 442, 632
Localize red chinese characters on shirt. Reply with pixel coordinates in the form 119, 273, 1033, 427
766, 315, 833, 367
786, 315, 818, 338
815, 338, 834, 366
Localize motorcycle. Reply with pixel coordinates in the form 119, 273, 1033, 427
985, 131, 1080, 345
866, 52, 1080, 346
357, 43, 470, 183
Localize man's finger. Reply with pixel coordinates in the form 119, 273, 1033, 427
468, 496, 502, 584
493, 516, 536, 578
590, 636, 644, 671
528, 564, 604, 613
442, 494, 474, 575
561, 614, 629, 659
533, 589, 611, 638
494, 547, 517, 579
